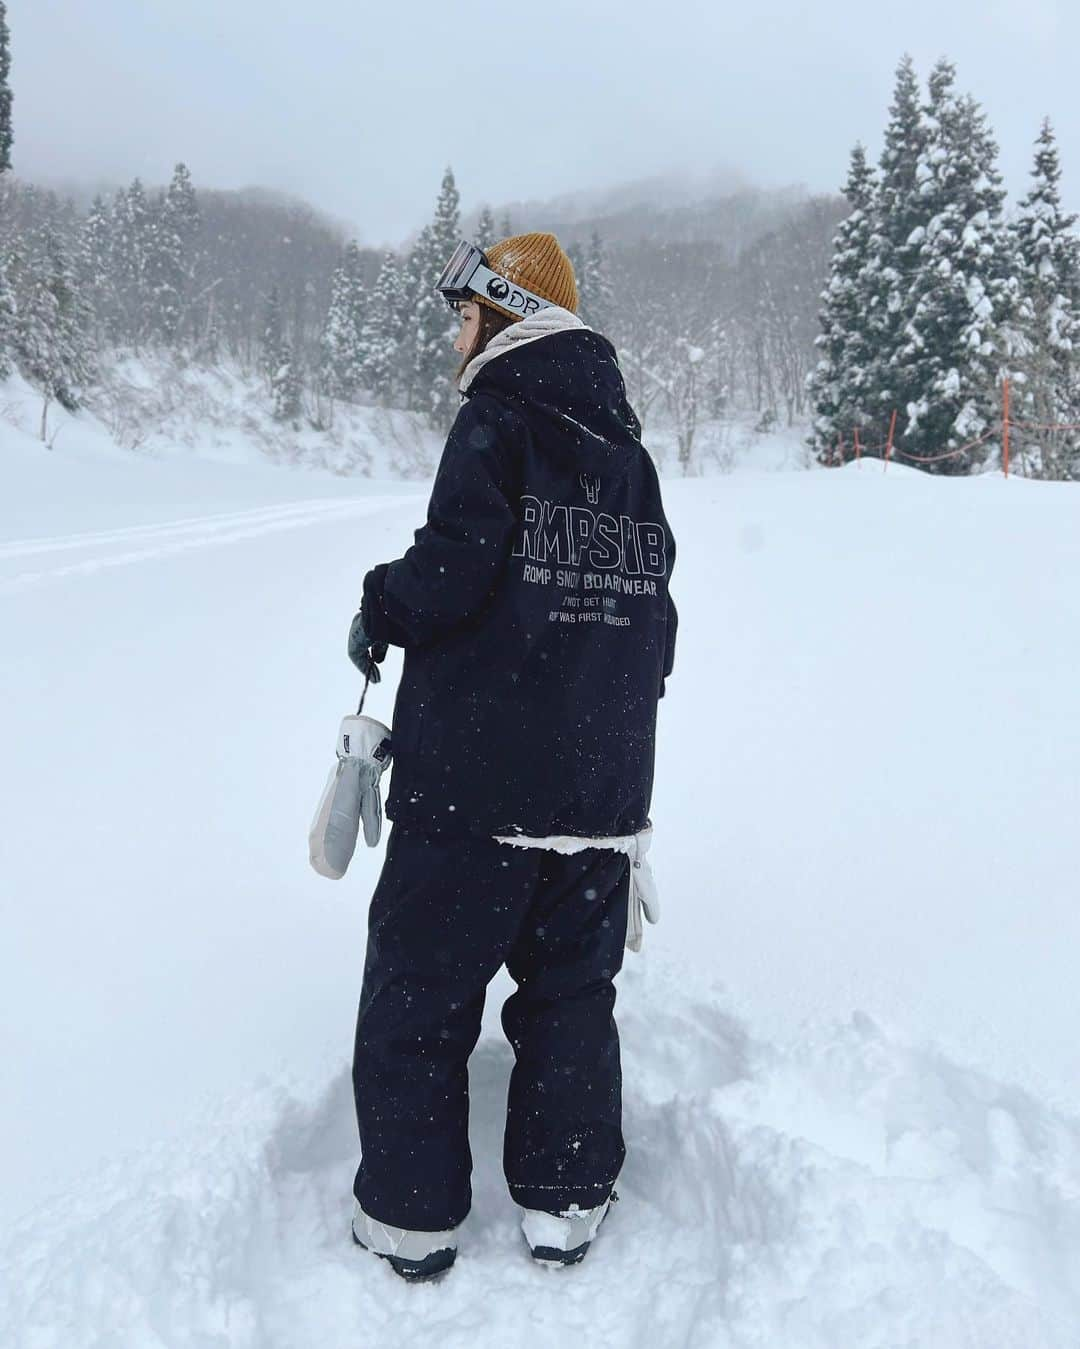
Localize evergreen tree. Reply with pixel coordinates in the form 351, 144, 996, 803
111, 179, 153, 347
195, 292, 222, 365
260, 276, 305, 421
260, 284, 284, 387
397, 223, 431, 408
148, 163, 200, 346
15, 215, 93, 439
0, 3, 15, 380
476, 207, 496, 251
704, 320, 731, 420
878, 56, 927, 256
165, 163, 200, 248
0, 1, 12, 174
1013, 119, 1080, 477
897, 64, 1014, 470
0, 178, 15, 377
808, 143, 881, 459
499, 211, 513, 239
271, 341, 302, 423
359, 249, 402, 404
80, 195, 114, 343
0, 266, 11, 380
320, 240, 366, 399
566, 238, 587, 299
411, 167, 461, 424
430, 167, 461, 267
581, 229, 613, 331
869, 54, 930, 432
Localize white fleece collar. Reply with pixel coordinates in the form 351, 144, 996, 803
459, 306, 588, 393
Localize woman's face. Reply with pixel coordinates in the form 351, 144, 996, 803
452, 300, 481, 356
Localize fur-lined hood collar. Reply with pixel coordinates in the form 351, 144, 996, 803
458, 306, 587, 393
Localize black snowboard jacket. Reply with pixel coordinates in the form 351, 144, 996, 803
361, 321, 677, 840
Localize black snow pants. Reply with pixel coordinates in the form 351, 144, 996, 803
352, 827, 630, 1232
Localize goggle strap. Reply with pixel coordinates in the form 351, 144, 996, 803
468, 262, 553, 317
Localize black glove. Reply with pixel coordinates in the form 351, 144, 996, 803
347, 612, 388, 683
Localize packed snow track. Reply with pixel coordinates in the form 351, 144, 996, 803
0, 497, 416, 594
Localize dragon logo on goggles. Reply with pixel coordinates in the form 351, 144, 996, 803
487, 279, 542, 315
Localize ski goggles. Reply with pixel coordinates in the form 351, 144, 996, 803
436, 240, 553, 317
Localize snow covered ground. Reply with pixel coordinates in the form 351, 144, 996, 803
3, 409, 1080, 1347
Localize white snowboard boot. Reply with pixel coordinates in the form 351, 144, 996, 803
351, 1201, 458, 1281
521, 1193, 616, 1266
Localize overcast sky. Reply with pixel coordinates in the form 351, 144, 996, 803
10, 0, 1079, 245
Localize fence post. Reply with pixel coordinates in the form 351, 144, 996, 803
1002, 377, 1011, 479
884, 411, 897, 473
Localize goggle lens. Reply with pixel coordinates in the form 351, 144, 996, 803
436, 240, 483, 297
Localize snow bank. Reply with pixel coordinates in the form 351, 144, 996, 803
642, 414, 813, 475
3, 361, 810, 487
3, 961, 1076, 1347
2, 359, 444, 483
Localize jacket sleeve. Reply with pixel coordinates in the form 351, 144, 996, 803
647, 455, 676, 699
662, 593, 678, 695
361, 396, 520, 649
659, 502, 677, 698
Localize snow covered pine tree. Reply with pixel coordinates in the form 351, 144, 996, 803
261, 283, 284, 388
80, 195, 115, 349
808, 143, 881, 461
358, 250, 402, 405
866, 54, 929, 445
475, 205, 497, 251
320, 240, 367, 401
15, 214, 93, 441
1013, 119, 1080, 478
0, 0, 12, 376
813, 56, 1025, 474
148, 163, 201, 348
895, 61, 1017, 472
0, 0, 11, 175
110, 179, 154, 350
410, 167, 461, 424
0, 179, 14, 381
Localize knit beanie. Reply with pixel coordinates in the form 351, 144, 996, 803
480, 232, 579, 319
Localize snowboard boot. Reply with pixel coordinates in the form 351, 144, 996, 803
521, 1192, 617, 1266
351, 1201, 458, 1281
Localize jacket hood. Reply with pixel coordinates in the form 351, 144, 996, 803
461, 308, 642, 478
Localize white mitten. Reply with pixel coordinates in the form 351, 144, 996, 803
626, 824, 661, 954
309, 714, 393, 879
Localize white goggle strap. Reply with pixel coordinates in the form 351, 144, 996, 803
469, 262, 553, 317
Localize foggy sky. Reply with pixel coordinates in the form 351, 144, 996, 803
10, 0, 1079, 245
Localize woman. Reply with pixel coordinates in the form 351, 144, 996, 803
347, 232, 677, 1280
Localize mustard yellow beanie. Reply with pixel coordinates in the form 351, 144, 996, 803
480, 232, 579, 319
